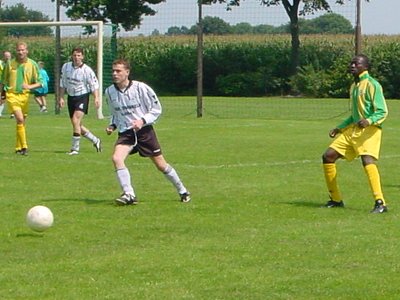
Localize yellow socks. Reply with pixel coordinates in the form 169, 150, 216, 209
364, 163, 385, 204
323, 163, 342, 202
16, 123, 27, 150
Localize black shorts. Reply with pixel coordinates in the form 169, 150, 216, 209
67, 93, 90, 118
34, 92, 47, 97
116, 125, 162, 157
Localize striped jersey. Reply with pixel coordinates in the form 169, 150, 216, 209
1, 58, 43, 94
60, 62, 99, 96
105, 80, 162, 133
338, 71, 388, 129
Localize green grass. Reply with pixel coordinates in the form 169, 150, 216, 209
1, 97, 400, 299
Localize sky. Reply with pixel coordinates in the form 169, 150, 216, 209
1, 0, 399, 36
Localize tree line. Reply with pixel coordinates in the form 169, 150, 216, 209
0, 3, 52, 37
163, 13, 353, 36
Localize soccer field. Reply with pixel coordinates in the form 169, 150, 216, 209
1, 97, 400, 299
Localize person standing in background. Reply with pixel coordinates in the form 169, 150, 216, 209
0, 42, 43, 155
58, 47, 102, 155
34, 61, 50, 113
0, 50, 11, 118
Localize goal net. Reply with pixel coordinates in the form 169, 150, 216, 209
0, 21, 116, 119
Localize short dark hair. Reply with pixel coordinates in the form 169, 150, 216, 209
72, 47, 84, 55
112, 59, 131, 71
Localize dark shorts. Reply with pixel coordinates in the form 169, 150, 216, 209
67, 93, 90, 118
116, 125, 162, 157
34, 92, 47, 97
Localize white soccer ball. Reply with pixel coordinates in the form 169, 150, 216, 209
26, 205, 54, 232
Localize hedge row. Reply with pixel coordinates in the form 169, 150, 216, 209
1, 34, 400, 98
119, 34, 400, 98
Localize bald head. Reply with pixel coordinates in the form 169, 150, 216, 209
350, 54, 369, 77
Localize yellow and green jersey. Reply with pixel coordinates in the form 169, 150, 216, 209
338, 71, 388, 129
1, 58, 43, 94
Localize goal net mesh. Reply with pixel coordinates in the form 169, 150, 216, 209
0, 22, 116, 118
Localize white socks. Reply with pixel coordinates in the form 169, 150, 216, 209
71, 136, 80, 151
71, 132, 100, 151
83, 131, 100, 144
116, 168, 135, 196
163, 164, 187, 194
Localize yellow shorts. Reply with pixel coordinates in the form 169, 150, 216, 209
6, 92, 30, 115
329, 125, 382, 161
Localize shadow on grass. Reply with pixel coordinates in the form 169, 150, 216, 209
16, 233, 45, 238
383, 184, 400, 189
40, 198, 114, 206
284, 200, 363, 211
283, 200, 324, 208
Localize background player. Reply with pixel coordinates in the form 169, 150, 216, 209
58, 47, 101, 155
0, 42, 43, 155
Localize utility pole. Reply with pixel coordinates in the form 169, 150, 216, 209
55, 0, 61, 114
196, 0, 203, 118
355, 0, 362, 55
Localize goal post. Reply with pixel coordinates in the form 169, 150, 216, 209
0, 21, 108, 119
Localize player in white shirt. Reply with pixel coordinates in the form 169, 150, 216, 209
58, 47, 101, 155
105, 59, 191, 205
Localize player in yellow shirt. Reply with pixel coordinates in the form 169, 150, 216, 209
322, 54, 388, 213
0, 42, 43, 155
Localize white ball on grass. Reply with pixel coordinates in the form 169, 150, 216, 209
26, 205, 54, 232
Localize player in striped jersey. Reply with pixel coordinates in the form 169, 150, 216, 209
105, 59, 190, 205
58, 47, 101, 155
322, 54, 388, 213
0, 42, 43, 155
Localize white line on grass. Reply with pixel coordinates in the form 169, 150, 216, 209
4, 154, 400, 170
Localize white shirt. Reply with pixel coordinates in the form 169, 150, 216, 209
60, 62, 99, 96
105, 80, 162, 133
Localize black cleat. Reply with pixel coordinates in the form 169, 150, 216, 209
115, 193, 138, 206
323, 199, 344, 208
20, 148, 28, 156
180, 192, 191, 203
370, 199, 388, 214
93, 139, 102, 152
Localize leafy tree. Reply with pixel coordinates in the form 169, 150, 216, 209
54, 0, 164, 35
253, 24, 280, 34
205, 0, 368, 92
151, 29, 161, 36
166, 26, 182, 35
166, 26, 191, 36
231, 22, 253, 34
202, 16, 232, 35
0, 3, 53, 37
280, 13, 353, 34
307, 12, 353, 34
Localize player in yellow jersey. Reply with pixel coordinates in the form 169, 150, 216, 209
322, 54, 388, 213
0, 42, 44, 155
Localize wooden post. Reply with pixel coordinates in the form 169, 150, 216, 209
196, 0, 203, 118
